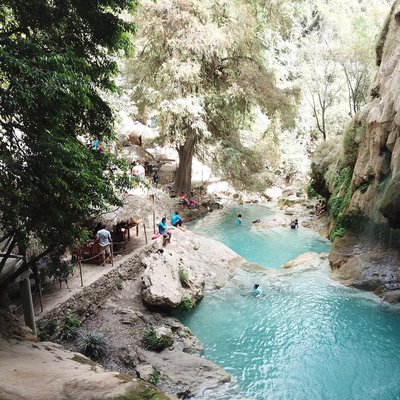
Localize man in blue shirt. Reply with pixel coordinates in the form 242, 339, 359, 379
170, 211, 182, 227
158, 217, 172, 246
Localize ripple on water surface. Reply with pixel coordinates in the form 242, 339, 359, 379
179, 205, 400, 400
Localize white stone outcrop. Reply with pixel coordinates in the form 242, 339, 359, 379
141, 229, 244, 309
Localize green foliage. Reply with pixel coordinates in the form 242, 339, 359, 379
342, 117, 366, 168
143, 328, 173, 352
77, 331, 109, 360
310, 137, 342, 198
149, 369, 161, 386
60, 315, 81, 341
306, 185, 318, 198
179, 295, 195, 311
126, 0, 298, 193
329, 167, 353, 240
38, 319, 58, 341
358, 182, 370, 193
376, 1, 397, 66
330, 227, 346, 241
0, 0, 137, 290
178, 264, 189, 287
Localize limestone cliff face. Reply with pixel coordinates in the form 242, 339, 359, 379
326, 2, 400, 302
349, 0, 400, 228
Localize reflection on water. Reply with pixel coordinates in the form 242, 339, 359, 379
178, 205, 400, 400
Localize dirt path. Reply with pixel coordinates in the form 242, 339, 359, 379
36, 233, 151, 320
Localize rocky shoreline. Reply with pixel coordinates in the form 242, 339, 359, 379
4, 195, 395, 400
0, 194, 336, 400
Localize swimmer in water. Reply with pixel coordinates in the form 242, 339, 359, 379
252, 284, 262, 297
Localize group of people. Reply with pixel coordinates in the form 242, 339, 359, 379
157, 211, 184, 246
178, 192, 197, 209
235, 214, 299, 230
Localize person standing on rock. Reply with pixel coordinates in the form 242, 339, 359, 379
158, 217, 172, 246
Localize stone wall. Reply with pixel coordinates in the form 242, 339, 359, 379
37, 247, 150, 333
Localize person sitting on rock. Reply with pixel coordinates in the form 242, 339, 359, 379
171, 211, 183, 227
290, 219, 299, 229
158, 217, 172, 246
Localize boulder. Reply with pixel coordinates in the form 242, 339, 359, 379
141, 229, 243, 309
283, 252, 328, 270
136, 364, 155, 381
330, 234, 400, 300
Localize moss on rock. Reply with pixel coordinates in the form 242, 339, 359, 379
117, 383, 171, 400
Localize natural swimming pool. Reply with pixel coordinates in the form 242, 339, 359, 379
178, 205, 400, 400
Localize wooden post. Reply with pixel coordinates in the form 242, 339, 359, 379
143, 223, 148, 244
152, 194, 156, 234
20, 275, 36, 335
33, 264, 43, 313
79, 260, 83, 287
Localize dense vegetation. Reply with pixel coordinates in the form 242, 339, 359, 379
0, 0, 136, 290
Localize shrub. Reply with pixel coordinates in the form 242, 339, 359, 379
143, 328, 173, 352
342, 117, 365, 169
38, 319, 58, 341
60, 315, 81, 341
329, 167, 353, 240
179, 295, 195, 311
77, 331, 109, 360
306, 185, 317, 198
310, 137, 341, 197
178, 264, 189, 287
149, 369, 161, 386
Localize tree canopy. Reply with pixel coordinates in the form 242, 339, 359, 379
126, 0, 298, 193
0, 0, 136, 289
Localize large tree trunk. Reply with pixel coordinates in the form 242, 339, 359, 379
174, 136, 196, 194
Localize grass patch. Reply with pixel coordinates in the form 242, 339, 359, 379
77, 331, 109, 360
178, 264, 189, 287
179, 295, 195, 311
60, 315, 81, 341
149, 369, 161, 386
38, 319, 58, 341
143, 328, 173, 352
117, 384, 170, 400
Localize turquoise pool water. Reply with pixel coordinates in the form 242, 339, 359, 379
179, 205, 400, 400
189, 204, 331, 268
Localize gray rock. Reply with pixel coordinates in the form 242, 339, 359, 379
136, 364, 155, 381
